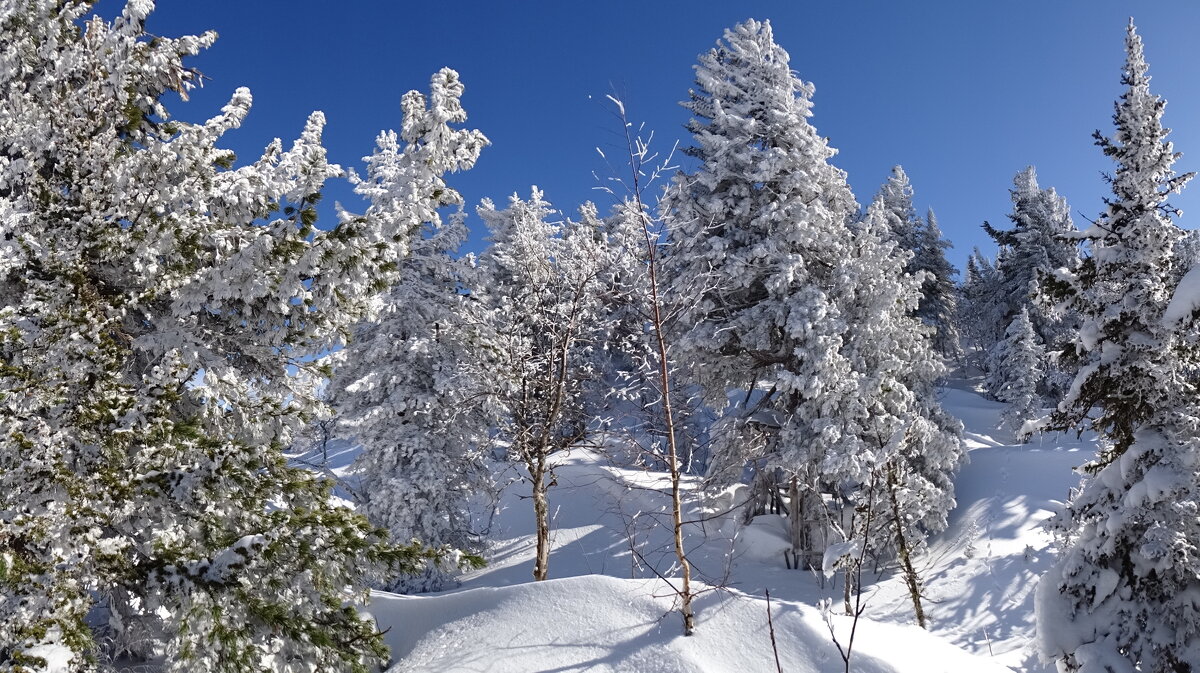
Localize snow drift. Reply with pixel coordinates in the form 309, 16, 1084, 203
372, 574, 1014, 673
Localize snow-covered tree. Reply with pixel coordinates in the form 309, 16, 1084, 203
984, 308, 1045, 439
662, 18, 860, 567
958, 248, 1007, 369
1035, 21, 1200, 673
914, 209, 962, 361
875, 166, 922, 254
981, 167, 1079, 398
473, 190, 611, 582
0, 3, 484, 670
871, 166, 960, 362
825, 198, 964, 626
328, 212, 491, 594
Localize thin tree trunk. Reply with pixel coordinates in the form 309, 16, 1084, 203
887, 464, 926, 628
650, 248, 694, 635
615, 97, 694, 635
788, 476, 804, 570
531, 453, 550, 582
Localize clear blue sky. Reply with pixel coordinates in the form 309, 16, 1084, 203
98, 1, 1200, 270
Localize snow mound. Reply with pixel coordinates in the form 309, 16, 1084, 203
372, 574, 1014, 673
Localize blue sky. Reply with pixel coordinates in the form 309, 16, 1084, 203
108, 1, 1200, 270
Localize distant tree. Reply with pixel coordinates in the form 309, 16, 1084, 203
0, 1, 486, 669
1036, 21, 1200, 673
984, 308, 1045, 439
958, 248, 1006, 369
871, 167, 961, 361
914, 209, 962, 361
982, 166, 1079, 398
875, 166, 922, 254
662, 19, 860, 569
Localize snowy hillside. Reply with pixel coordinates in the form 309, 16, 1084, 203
374, 575, 1013, 673
366, 379, 1093, 672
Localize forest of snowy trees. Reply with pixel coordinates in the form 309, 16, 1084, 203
2, 2, 1200, 672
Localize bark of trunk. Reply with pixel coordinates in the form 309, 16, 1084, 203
887, 464, 926, 628
532, 455, 550, 582
788, 476, 804, 570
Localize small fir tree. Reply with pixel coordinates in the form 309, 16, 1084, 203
984, 308, 1045, 439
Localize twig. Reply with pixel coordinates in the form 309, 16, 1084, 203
766, 589, 784, 673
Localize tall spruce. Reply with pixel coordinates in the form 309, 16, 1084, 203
1036, 21, 1200, 673
663, 19, 860, 568
0, 2, 485, 671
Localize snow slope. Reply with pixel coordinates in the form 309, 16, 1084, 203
366, 377, 1092, 672
865, 383, 1093, 672
373, 575, 1013, 673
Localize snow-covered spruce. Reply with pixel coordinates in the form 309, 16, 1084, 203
1035, 21, 1200, 673
663, 18, 860, 569
874, 167, 961, 361
664, 21, 962, 602
324, 80, 489, 594
983, 308, 1045, 440
959, 248, 1008, 370
979, 166, 1079, 399
826, 197, 964, 627
328, 219, 491, 593
0, 2, 483, 671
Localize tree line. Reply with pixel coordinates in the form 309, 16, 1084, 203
1, 4, 1197, 673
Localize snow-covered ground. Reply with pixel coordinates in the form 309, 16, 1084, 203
368, 378, 1095, 672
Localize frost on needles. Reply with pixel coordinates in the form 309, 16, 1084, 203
1035, 20, 1200, 673
0, 1, 484, 671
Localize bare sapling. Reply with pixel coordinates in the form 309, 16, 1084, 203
766, 589, 785, 673
824, 470, 880, 673
604, 94, 695, 636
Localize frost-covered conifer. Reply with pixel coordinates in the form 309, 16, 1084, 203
914, 209, 962, 360
828, 198, 964, 626
1035, 21, 1200, 673
873, 167, 955, 362
327, 213, 491, 594
872, 167, 960, 360
981, 167, 1079, 397
473, 191, 611, 582
664, 19, 858, 521
959, 248, 1007, 368
0, 2, 484, 671
984, 308, 1045, 439
875, 166, 923, 254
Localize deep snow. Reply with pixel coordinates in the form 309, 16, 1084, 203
365, 377, 1094, 672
